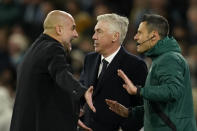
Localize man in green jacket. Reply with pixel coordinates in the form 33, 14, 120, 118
106, 14, 197, 131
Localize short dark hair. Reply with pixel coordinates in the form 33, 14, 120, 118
141, 14, 169, 39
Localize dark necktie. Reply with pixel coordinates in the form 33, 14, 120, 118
98, 59, 108, 80
94, 59, 109, 95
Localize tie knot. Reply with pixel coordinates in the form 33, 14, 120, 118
102, 59, 108, 66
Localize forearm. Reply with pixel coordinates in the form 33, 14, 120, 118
55, 69, 87, 100
139, 83, 183, 102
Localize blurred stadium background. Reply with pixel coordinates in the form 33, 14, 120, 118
0, 0, 197, 130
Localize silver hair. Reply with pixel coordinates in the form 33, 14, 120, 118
97, 13, 129, 44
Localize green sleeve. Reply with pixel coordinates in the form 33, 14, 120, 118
141, 55, 185, 102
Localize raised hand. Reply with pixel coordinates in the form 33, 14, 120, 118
105, 99, 129, 118
84, 86, 96, 112
117, 69, 137, 95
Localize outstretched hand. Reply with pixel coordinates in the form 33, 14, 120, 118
117, 69, 137, 95
105, 99, 129, 118
84, 86, 96, 112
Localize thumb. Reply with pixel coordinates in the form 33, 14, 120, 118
89, 86, 94, 92
86, 86, 96, 112
123, 84, 128, 90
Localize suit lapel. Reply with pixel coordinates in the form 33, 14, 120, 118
89, 54, 101, 87
93, 47, 125, 97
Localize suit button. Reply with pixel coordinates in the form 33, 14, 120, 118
73, 90, 77, 94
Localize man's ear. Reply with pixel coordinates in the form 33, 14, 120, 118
150, 31, 158, 40
112, 32, 119, 42
55, 25, 62, 35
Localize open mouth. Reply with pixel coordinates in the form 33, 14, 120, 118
70, 38, 74, 43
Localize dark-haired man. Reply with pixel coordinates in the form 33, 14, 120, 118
106, 14, 197, 131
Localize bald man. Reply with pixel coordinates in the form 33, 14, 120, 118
10, 10, 93, 131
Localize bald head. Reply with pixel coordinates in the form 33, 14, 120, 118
43, 10, 78, 51
43, 10, 73, 32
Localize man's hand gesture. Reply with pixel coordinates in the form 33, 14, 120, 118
84, 86, 96, 112
117, 69, 137, 95
105, 99, 129, 118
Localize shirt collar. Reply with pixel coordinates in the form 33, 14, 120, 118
101, 46, 121, 64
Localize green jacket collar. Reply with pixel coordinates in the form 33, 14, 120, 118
145, 36, 181, 58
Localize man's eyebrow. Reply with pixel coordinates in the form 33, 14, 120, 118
95, 28, 101, 32
137, 30, 142, 33
72, 25, 76, 30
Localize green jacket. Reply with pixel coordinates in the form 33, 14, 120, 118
139, 36, 197, 131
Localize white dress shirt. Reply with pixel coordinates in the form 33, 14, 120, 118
97, 46, 121, 77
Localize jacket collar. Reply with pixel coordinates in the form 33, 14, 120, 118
145, 36, 181, 58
